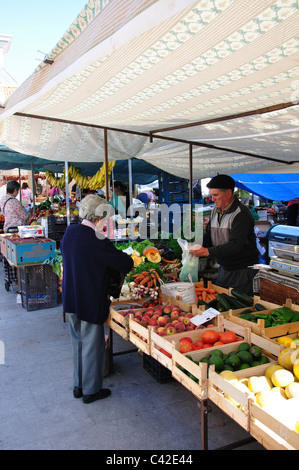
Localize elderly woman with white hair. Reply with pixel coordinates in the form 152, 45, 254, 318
61, 195, 133, 404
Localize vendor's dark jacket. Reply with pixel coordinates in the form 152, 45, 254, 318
203, 197, 259, 270
61, 224, 133, 324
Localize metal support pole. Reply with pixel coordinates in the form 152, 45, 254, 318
65, 161, 70, 226
31, 164, 35, 216
189, 143, 193, 240
104, 129, 109, 202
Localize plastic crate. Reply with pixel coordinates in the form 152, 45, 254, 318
143, 353, 173, 383
19, 264, 57, 311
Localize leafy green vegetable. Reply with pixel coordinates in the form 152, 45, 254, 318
43, 249, 62, 278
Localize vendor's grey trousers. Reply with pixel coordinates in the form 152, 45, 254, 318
67, 313, 105, 395
215, 266, 258, 296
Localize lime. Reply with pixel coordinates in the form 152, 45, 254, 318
260, 355, 270, 364
209, 355, 224, 372
222, 364, 234, 372
238, 351, 253, 365
238, 342, 251, 353
252, 360, 261, 367
200, 357, 210, 363
226, 355, 241, 370
249, 346, 262, 360
210, 349, 224, 358
239, 363, 251, 370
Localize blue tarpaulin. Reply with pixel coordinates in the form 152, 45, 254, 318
232, 173, 299, 202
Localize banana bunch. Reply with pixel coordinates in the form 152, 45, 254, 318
45, 161, 115, 191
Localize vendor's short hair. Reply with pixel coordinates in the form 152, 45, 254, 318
79, 194, 113, 222
7, 180, 20, 194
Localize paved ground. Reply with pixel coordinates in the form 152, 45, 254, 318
0, 259, 265, 451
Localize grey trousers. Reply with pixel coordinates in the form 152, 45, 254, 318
67, 313, 105, 395
215, 266, 258, 296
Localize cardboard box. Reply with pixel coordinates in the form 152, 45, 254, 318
9, 238, 56, 266
0, 234, 20, 259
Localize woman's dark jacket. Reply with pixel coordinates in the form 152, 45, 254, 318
61, 224, 133, 324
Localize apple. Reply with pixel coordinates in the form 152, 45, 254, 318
182, 317, 190, 326
174, 322, 185, 332
157, 316, 167, 327
166, 326, 176, 335
156, 326, 167, 336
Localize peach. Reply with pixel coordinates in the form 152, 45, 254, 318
185, 313, 193, 319
156, 326, 167, 336
166, 326, 176, 335
163, 306, 172, 314
157, 316, 167, 327
182, 317, 191, 326
185, 325, 195, 331
174, 322, 185, 332
178, 316, 185, 323
148, 318, 157, 326
170, 311, 179, 320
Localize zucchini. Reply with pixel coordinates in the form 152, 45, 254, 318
254, 303, 267, 311
239, 308, 254, 315
222, 293, 248, 309
217, 293, 231, 311
231, 289, 254, 306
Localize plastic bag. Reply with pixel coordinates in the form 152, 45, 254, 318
178, 238, 199, 282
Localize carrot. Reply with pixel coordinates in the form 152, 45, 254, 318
202, 290, 207, 301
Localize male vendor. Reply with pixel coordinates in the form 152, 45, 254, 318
190, 174, 259, 295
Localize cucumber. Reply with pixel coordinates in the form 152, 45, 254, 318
239, 308, 254, 315
254, 303, 267, 311
231, 289, 254, 306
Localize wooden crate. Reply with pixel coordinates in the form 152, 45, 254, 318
129, 314, 152, 354
208, 362, 276, 432
250, 399, 299, 450
172, 321, 279, 404
106, 299, 145, 340
150, 316, 220, 371
227, 301, 299, 339
258, 272, 299, 305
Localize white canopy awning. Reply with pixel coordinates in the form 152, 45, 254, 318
0, 0, 298, 179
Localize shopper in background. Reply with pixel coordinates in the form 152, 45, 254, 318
110, 181, 129, 218
190, 174, 259, 295
61, 194, 133, 404
0, 180, 30, 291
0, 179, 6, 199
0, 180, 30, 232
21, 182, 33, 209
286, 198, 299, 226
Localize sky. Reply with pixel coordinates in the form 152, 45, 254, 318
1, 0, 88, 84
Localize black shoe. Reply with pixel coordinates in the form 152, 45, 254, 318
82, 389, 111, 404
73, 387, 83, 398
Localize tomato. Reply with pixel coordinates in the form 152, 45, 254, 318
219, 331, 238, 344
203, 343, 213, 348
179, 338, 193, 353
180, 336, 193, 344
195, 340, 204, 349
201, 330, 219, 344
214, 341, 224, 346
